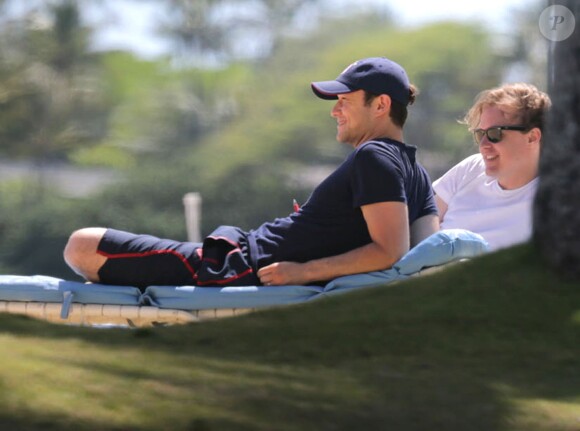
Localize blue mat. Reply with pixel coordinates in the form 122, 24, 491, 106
0, 229, 488, 318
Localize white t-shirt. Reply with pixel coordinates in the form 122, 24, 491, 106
433, 153, 538, 251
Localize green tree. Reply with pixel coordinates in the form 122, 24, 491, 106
0, 0, 110, 163
158, 0, 322, 62
73, 51, 250, 168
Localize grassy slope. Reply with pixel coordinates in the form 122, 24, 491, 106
0, 244, 579, 431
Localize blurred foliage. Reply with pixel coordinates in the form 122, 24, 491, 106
71, 51, 251, 167
159, 0, 326, 62
0, 0, 546, 277
0, 0, 111, 162
499, 1, 549, 88
0, 181, 89, 277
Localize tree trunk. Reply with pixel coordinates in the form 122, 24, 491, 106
533, 0, 580, 276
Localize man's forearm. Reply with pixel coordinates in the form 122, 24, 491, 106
301, 241, 406, 283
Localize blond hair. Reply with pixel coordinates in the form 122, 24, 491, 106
462, 83, 551, 135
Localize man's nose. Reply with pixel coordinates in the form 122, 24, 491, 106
479, 136, 493, 147
331, 101, 341, 117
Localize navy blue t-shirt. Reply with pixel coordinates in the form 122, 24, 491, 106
247, 138, 436, 272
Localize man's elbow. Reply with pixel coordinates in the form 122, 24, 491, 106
410, 214, 440, 246
373, 243, 407, 272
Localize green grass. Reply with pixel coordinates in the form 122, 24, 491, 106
1, 244, 579, 430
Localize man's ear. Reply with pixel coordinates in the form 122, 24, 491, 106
529, 127, 542, 145
375, 94, 392, 116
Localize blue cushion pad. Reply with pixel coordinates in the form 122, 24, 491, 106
0, 230, 488, 310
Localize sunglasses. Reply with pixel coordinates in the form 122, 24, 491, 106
472, 125, 529, 144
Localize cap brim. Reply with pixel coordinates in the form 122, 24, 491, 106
311, 80, 353, 100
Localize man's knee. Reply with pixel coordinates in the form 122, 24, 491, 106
63, 228, 107, 278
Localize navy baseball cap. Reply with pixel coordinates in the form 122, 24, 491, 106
311, 57, 411, 105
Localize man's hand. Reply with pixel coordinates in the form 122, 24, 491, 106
257, 262, 307, 286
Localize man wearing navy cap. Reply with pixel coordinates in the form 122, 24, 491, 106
64, 57, 439, 288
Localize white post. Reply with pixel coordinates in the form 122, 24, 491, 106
183, 192, 202, 243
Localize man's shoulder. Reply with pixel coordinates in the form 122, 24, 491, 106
356, 138, 416, 159
433, 153, 486, 196
458, 153, 485, 169
445, 153, 486, 180
359, 137, 413, 150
